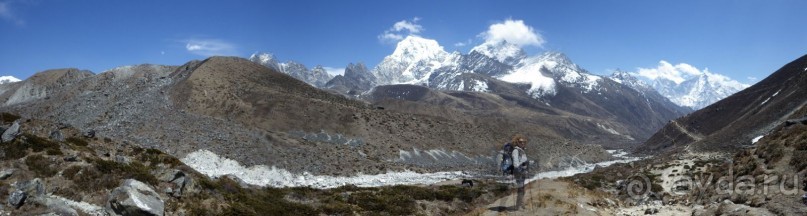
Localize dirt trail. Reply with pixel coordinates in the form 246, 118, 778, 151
672, 120, 703, 141
470, 179, 610, 216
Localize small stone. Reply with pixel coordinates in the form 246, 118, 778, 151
63, 155, 79, 162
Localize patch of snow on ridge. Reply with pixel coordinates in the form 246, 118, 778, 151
500, 59, 556, 98
597, 123, 620, 135
182, 150, 470, 188
0, 76, 22, 84
471, 80, 489, 92
752, 135, 764, 144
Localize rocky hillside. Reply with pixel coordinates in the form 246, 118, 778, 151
0, 114, 518, 215
0, 57, 615, 184
639, 54, 807, 153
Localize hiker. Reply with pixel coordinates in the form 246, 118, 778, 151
802, 179, 807, 205
511, 135, 529, 210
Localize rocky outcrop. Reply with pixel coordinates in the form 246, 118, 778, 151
107, 179, 164, 216
157, 169, 194, 198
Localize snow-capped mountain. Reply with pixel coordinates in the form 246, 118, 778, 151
248, 52, 333, 87
609, 70, 655, 94
0, 76, 21, 84
372, 36, 459, 85
497, 51, 602, 98
638, 69, 749, 110
469, 40, 526, 66
366, 36, 604, 99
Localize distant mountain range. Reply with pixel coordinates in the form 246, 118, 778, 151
0, 34, 757, 182
640, 54, 807, 153
246, 36, 747, 111
630, 64, 749, 110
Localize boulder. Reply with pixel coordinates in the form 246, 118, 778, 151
157, 169, 190, 197
107, 179, 164, 216
82, 130, 96, 138
0, 169, 14, 180
1, 120, 20, 143
17, 178, 46, 198
7, 190, 26, 209
40, 196, 80, 216
114, 155, 131, 165
49, 130, 64, 142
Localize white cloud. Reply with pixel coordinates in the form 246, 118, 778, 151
378, 17, 423, 43
635, 60, 706, 84
323, 67, 344, 76
454, 39, 473, 47
479, 19, 544, 48
0, 1, 25, 26
184, 39, 237, 56
747, 76, 757, 82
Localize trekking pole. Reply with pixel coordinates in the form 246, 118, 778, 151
527, 166, 537, 212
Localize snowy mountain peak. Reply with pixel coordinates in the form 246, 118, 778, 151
470, 40, 526, 65
249, 52, 276, 65
609, 70, 642, 85
248, 52, 280, 71
634, 61, 750, 109
248, 51, 332, 87
373, 36, 454, 85
0, 76, 21, 84
389, 35, 448, 62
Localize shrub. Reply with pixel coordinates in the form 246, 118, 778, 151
62, 166, 81, 179
26, 155, 58, 177
91, 159, 158, 186
139, 148, 182, 167
24, 133, 60, 153
0, 112, 21, 123
65, 137, 88, 147
1, 139, 30, 160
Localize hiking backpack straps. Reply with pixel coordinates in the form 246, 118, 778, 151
500, 143, 514, 175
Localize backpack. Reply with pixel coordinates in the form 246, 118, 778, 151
500, 143, 515, 175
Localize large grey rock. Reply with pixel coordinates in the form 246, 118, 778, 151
107, 179, 164, 216
17, 178, 46, 198
7, 190, 26, 209
1, 120, 20, 143
156, 169, 188, 197
40, 196, 80, 216
0, 169, 14, 180
49, 130, 64, 142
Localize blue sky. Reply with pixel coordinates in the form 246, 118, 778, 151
1, 0, 805, 83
